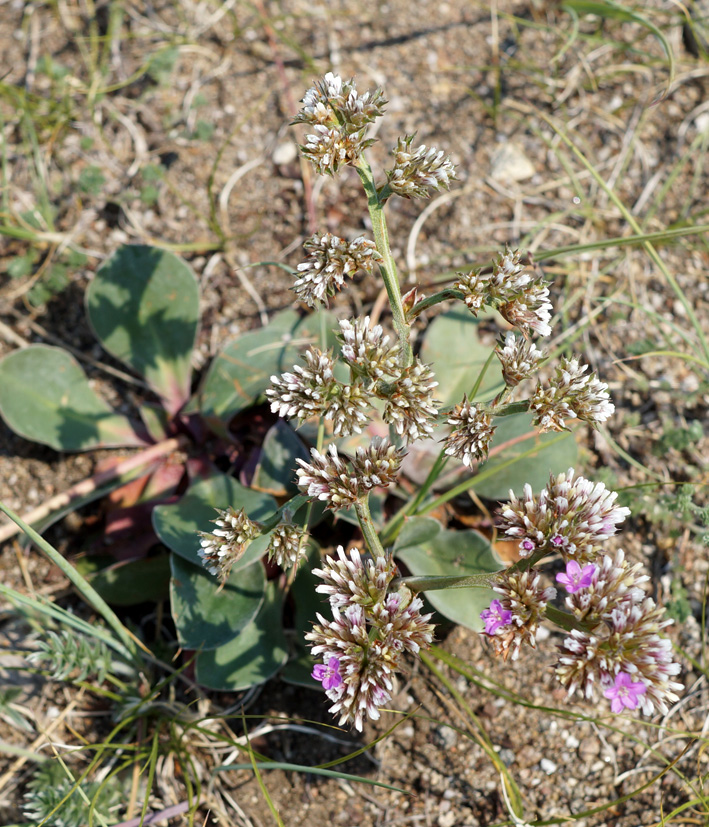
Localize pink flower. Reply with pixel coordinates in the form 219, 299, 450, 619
480, 599, 512, 635
556, 560, 596, 593
312, 657, 343, 691
604, 672, 647, 713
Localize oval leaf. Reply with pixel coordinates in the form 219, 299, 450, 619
251, 420, 308, 496
280, 542, 326, 688
152, 473, 277, 572
394, 517, 501, 631
170, 554, 265, 650
0, 345, 144, 451
86, 245, 200, 414
82, 554, 171, 606
470, 413, 578, 500
419, 306, 503, 406
199, 308, 338, 428
195, 581, 288, 690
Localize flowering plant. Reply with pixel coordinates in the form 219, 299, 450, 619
194, 72, 682, 729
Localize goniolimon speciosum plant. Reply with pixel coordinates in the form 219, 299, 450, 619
197, 73, 682, 731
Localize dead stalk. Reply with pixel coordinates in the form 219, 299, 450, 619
0, 436, 187, 544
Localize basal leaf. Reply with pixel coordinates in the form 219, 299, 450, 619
198, 309, 338, 429
419, 306, 503, 406
86, 244, 200, 414
0, 345, 145, 451
251, 420, 308, 496
470, 413, 578, 499
394, 517, 501, 631
170, 555, 265, 650
152, 473, 277, 572
280, 542, 323, 688
83, 553, 171, 606
195, 581, 288, 689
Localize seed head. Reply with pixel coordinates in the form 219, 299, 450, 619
484, 568, 556, 660
495, 332, 545, 388
370, 589, 435, 656
267, 522, 308, 570
555, 550, 683, 716
313, 546, 396, 610
293, 233, 381, 307
198, 507, 261, 584
338, 316, 400, 382
294, 72, 387, 131
326, 380, 372, 436
498, 468, 630, 563
455, 248, 553, 337
295, 444, 361, 510
294, 73, 386, 175
267, 348, 337, 424
351, 437, 405, 489
386, 135, 457, 199
307, 550, 434, 731
382, 358, 439, 445
444, 397, 496, 466
530, 357, 614, 432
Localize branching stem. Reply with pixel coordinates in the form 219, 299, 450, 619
355, 157, 412, 367
355, 495, 387, 559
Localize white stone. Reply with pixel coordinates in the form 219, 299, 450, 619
490, 142, 536, 182
273, 141, 298, 165
695, 113, 709, 135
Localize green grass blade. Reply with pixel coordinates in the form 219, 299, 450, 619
0, 502, 143, 666
216, 762, 409, 794
534, 113, 709, 363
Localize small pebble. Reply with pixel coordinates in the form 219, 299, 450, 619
433, 726, 458, 750
499, 748, 515, 766
540, 758, 557, 774
490, 142, 535, 182
273, 141, 298, 165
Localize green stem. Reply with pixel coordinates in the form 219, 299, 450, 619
392, 573, 496, 592
260, 494, 309, 533
355, 495, 387, 558
418, 431, 570, 516
0, 501, 143, 667
355, 157, 412, 367
489, 399, 531, 417
546, 605, 592, 634
406, 288, 465, 320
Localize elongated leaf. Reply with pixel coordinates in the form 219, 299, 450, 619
170, 555, 265, 650
196, 581, 288, 689
199, 309, 338, 428
394, 517, 501, 631
86, 245, 200, 414
152, 473, 277, 572
0, 345, 144, 451
419, 307, 502, 406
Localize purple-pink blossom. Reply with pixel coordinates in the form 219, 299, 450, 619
556, 560, 596, 593
603, 672, 647, 713
480, 599, 512, 635
312, 657, 343, 691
